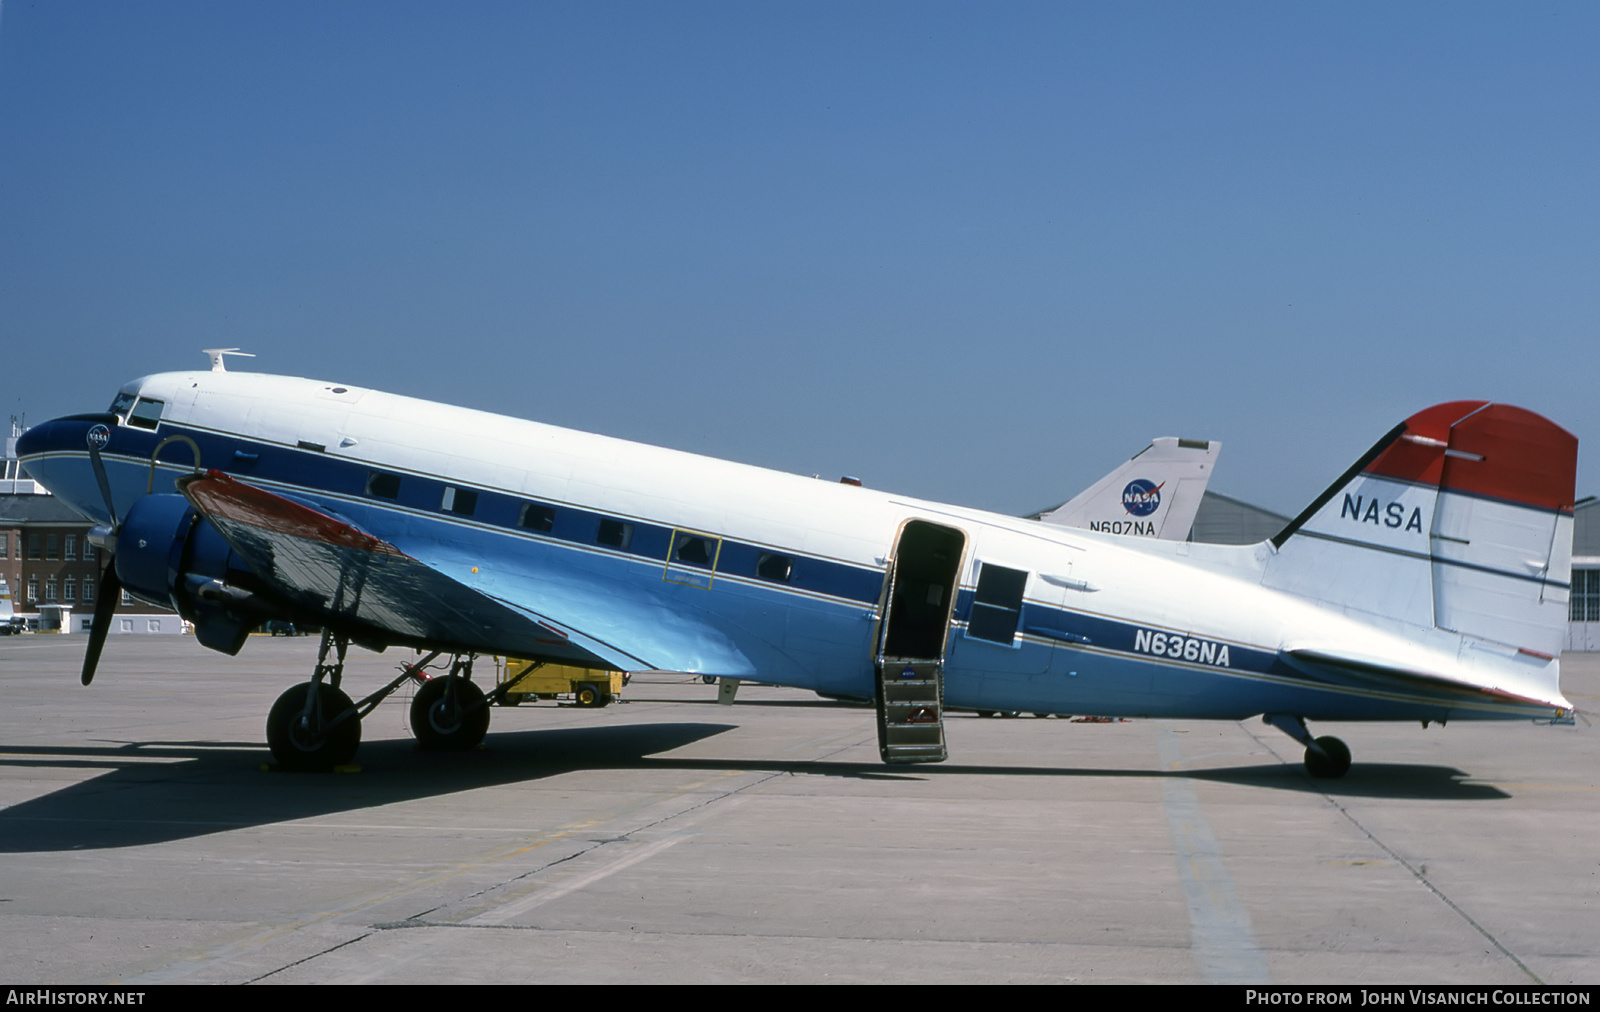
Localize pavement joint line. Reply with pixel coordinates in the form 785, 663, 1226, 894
406, 767, 792, 924
1157, 724, 1272, 985
1244, 722, 1545, 985
190, 748, 818, 980
386, 735, 873, 929
240, 931, 376, 985
133, 766, 771, 981
362, 920, 1198, 950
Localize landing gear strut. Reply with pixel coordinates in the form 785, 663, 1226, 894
264, 643, 506, 768
266, 633, 360, 771
267, 681, 361, 770
1263, 713, 1352, 779
410, 655, 491, 751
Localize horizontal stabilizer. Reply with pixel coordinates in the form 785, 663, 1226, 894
1280, 647, 1568, 716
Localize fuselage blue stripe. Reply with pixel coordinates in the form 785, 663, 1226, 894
96, 420, 888, 608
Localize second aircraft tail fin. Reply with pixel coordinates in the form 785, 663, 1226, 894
1036, 437, 1219, 541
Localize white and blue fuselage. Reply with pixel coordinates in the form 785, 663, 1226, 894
18, 370, 1572, 726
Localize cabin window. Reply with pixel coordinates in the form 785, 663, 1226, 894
518, 503, 555, 533
440, 486, 478, 516
127, 398, 165, 430
367, 472, 402, 500
968, 563, 1028, 644
597, 519, 634, 550
674, 535, 716, 567
757, 552, 793, 583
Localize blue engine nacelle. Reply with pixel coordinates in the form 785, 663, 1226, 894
114, 494, 263, 656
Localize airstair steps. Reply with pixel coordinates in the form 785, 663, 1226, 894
875, 659, 947, 764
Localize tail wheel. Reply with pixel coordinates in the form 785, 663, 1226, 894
267, 682, 360, 770
1304, 735, 1352, 778
410, 676, 490, 750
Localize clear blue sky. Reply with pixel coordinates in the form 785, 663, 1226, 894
3, 2, 1596, 516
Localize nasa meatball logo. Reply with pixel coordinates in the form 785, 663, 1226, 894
1121, 479, 1163, 517
85, 424, 111, 451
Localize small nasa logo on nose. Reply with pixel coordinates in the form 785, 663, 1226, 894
86, 424, 111, 451
1122, 479, 1162, 517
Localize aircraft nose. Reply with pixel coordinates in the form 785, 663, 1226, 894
11, 413, 122, 521
14, 413, 117, 461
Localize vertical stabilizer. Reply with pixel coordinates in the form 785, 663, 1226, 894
1265, 402, 1577, 657
1037, 437, 1220, 541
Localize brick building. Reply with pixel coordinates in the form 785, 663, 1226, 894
0, 493, 107, 631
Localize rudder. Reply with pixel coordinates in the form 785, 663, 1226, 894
1265, 401, 1576, 657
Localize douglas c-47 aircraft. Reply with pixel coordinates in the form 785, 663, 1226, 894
16, 363, 1578, 777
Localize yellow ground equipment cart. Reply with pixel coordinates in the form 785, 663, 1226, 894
495, 658, 625, 707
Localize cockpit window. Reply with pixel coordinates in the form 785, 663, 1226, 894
108, 392, 136, 419
127, 398, 165, 431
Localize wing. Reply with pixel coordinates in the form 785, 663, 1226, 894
179, 471, 755, 674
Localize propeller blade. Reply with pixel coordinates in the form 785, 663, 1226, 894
82, 566, 121, 687
87, 440, 118, 529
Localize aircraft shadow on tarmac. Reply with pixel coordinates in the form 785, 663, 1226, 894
0, 724, 1508, 852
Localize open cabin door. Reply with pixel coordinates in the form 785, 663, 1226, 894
874, 519, 965, 764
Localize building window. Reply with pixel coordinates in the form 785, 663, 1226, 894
0, 533, 7, 557
82, 579, 94, 604
44, 577, 56, 603
45, 534, 58, 560
1573, 569, 1600, 622
28, 534, 40, 560
63, 577, 76, 602
27, 576, 37, 602
64, 535, 76, 560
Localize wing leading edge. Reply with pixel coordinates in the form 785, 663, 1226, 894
178, 471, 753, 674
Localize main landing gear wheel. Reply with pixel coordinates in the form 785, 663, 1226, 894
410, 676, 490, 751
267, 682, 360, 771
574, 682, 604, 708
1304, 735, 1352, 779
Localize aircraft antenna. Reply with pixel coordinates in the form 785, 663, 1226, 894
202, 348, 257, 372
